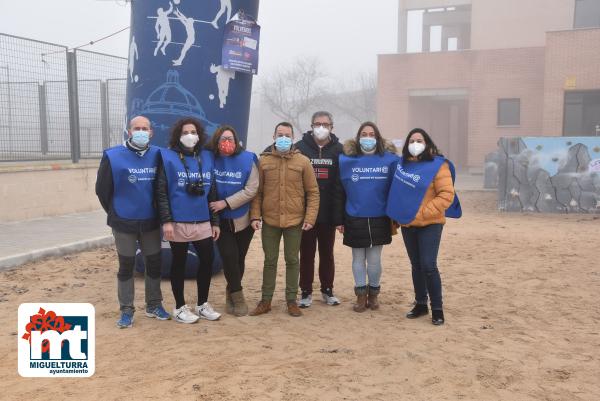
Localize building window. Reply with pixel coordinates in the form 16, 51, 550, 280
497, 99, 520, 126
447, 37, 458, 51
429, 25, 442, 52
574, 0, 600, 28
406, 5, 471, 53
564, 90, 600, 136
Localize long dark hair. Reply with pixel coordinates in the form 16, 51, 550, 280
207, 125, 243, 156
354, 121, 386, 156
168, 117, 207, 152
401, 128, 441, 162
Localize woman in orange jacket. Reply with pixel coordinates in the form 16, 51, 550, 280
386, 128, 461, 325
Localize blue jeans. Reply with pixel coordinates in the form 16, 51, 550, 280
401, 224, 444, 310
351, 246, 383, 288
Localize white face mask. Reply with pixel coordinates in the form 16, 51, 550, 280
180, 133, 199, 148
408, 142, 426, 157
313, 126, 330, 141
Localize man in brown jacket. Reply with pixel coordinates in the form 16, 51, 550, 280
249, 122, 320, 317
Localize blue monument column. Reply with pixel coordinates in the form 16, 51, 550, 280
127, 0, 259, 278
126, 0, 260, 147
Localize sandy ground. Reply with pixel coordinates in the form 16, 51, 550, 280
1, 191, 599, 401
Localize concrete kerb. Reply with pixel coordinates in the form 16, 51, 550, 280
0, 235, 114, 271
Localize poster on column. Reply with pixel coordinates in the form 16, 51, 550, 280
221, 17, 260, 74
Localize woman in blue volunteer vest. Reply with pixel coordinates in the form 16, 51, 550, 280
335, 121, 399, 313
207, 125, 258, 317
386, 128, 462, 326
155, 117, 221, 324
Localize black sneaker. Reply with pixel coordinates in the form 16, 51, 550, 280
432, 310, 445, 326
406, 304, 429, 319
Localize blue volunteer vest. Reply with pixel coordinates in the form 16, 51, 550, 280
105, 145, 159, 220
339, 152, 399, 217
386, 156, 462, 224
213, 150, 258, 219
159, 148, 214, 222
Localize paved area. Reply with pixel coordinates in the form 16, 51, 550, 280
0, 210, 113, 270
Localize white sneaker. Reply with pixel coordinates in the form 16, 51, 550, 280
173, 305, 200, 324
196, 302, 221, 321
298, 294, 312, 308
322, 291, 340, 306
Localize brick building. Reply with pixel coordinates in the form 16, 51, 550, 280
377, 0, 600, 170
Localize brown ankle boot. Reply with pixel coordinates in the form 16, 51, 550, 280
353, 286, 368, 313
249, 300, 271, 316
230, 290, 248, 317
287, 301, 303, 317
225, 289, 234, 315
367, 286, 380, 310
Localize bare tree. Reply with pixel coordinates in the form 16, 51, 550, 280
328, 71, 377, 124
260, 57, 327, 133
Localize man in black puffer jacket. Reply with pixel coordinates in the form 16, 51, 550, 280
294, 111, 344, 308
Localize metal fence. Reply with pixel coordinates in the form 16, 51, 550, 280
0, 33, 128, 162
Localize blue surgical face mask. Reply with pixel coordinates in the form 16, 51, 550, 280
359, 137, 377, 152
275, 136, 293, 152
131, 130, 150, 147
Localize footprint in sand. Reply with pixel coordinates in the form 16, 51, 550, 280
12, 286, 28, 294
546, 368, 572, 382
423, 376, 442, 386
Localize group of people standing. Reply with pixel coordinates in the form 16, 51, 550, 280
96, 111, 460, 329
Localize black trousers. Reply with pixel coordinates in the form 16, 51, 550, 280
299, 224, 337, 294
216, 221, 255, 293
169, 238, 214, 309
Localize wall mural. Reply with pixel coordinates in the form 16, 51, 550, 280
485, 137, 600, 213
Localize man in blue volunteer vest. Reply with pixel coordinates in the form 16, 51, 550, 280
295, 111, 344, 308
96, 115, 170, 328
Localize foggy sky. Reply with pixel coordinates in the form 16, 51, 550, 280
0, 0, 398, 78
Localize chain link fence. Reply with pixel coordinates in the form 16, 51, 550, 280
0, 33, 127, 162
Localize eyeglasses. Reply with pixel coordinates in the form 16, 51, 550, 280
219, 136, 235, 142
312, 122, 332, 129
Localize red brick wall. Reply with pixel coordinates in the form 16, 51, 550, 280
468, 47, 545, 166
378, 47, 546, 168
543, 28, 600, 136
377, 51, 471, 139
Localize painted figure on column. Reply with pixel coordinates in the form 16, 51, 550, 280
128, 36, 139, 83
211, 0, 232, 29
172, 8, 196, 66
154, 2, 174, 56
210, 64, 235, 109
